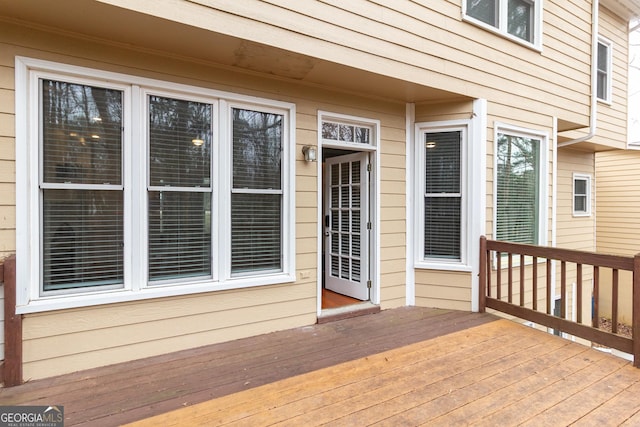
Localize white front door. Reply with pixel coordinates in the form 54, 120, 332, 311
324, 152, 370, 300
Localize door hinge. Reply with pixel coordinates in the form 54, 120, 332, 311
367, 163, 372, 172
367, 280, 372, 289
367, 221, 372, 230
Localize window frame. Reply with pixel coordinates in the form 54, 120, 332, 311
572, 173, 591, 217
596, 36, 613, 104
493, 123, 548, 247
414, 120, 472, 272
15, 56, 296, 313
462, 0, 543, 50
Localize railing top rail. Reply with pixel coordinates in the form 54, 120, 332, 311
486, 239, 634, 271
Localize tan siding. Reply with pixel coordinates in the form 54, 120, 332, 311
415, 269, 472, 310
555, 149, 595, 252
592, 7, 629, 149
596, 150, 640, 256
94, 0, 594, 126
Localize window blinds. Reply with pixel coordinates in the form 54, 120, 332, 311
231, 108, 283, 274
147, 95, 212, 281
424, 131, 461, 260
41, 79, 124, 291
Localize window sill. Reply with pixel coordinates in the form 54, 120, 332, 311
414, 261, 472, 273
16, 273, 296, 314
462, 15, 542, 52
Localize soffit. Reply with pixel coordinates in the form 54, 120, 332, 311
0, 0, 460, 104
601, 0, 640, 20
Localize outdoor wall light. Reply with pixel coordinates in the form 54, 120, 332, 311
302, 145, 317, 162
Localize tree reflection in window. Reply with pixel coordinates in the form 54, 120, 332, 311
496, 133, 540, 244
231, 108, 283, 274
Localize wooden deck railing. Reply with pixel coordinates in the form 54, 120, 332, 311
479, 236, 640, 367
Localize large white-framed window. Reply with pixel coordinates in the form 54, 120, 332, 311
463, 0, 543, 49
572, 173, 591, 217
597, 36, 613, 103
15, 57, 295, 313
415, 121, 472, 271
494, 124, 547, 245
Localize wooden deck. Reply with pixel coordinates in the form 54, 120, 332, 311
3, 307, 640, 426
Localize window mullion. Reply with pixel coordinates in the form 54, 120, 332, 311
499, 0, 508, 32
129, 84, 143, 291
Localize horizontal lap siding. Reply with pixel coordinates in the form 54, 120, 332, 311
556, 149, 595, 252
108, 0, 594, 125
595, 145, 639, 323
594, 7, 630, 149
415, 270, 471, 311
1, 20, 407, 379
596, 151, 640, 256
0, 62, 14, 260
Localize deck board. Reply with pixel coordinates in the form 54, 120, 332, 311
125, 319, 640, 427
0, 307, 496, 426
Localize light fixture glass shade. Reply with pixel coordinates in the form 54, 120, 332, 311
302, 145, 317, 162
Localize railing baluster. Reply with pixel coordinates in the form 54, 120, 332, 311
577, 264, 582, 324
613, 269, 619, 335
497, 252, 502, 300
487, 248, 492, 298
508, 253, 513, 303
532, 256, 538, 311
520, 254, 525, 307
593, 265, 600, 328
561, 261, 567, 319
546, 259, 552, 314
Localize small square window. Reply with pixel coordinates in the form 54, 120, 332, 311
573, 174, 591, 216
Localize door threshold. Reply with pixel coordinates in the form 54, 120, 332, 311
318, 301, 380, 324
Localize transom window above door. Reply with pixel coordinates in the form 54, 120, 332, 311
321, 120, 373, 146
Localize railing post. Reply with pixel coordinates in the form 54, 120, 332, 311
3, 255, 22, 386
479, 236, 487, 313
633, 253, 640, 367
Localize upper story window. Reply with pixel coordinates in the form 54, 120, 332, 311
597, 36, 613, 103
464, 0, 542, 49
494, 124, 547, 245
16, 57, 296, 313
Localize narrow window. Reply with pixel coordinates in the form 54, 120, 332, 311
573, 174, 591, 216
496, 132, 542, 244
40, 79, 124, 292
597, 38, 612, 102
147, 95, 213, 282
424, 131, 462, 260
231, 108, 284, 275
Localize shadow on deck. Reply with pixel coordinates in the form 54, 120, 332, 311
4, 307, 640, 425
